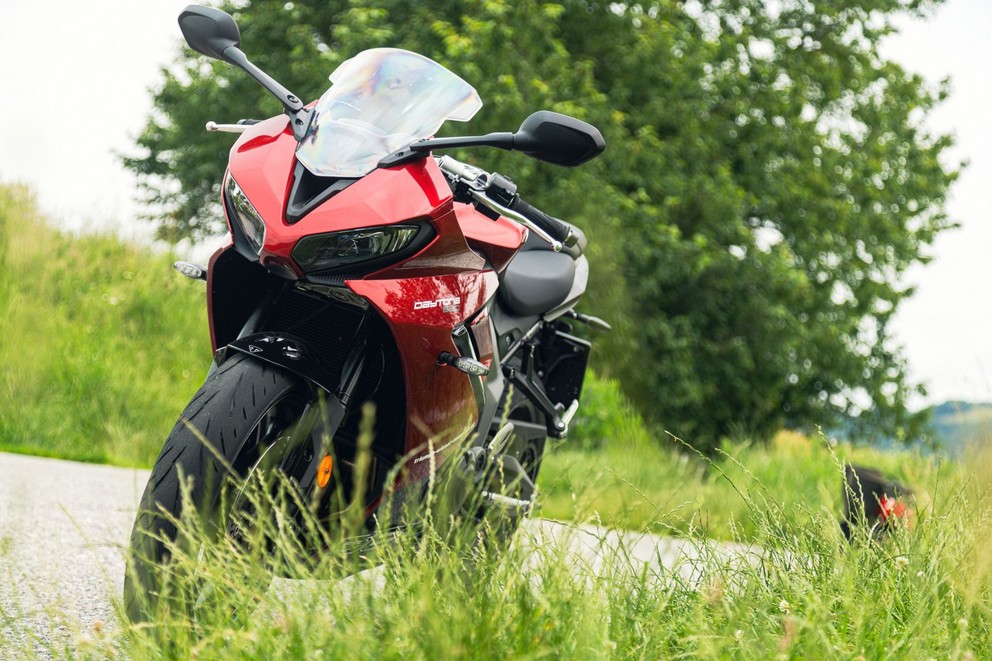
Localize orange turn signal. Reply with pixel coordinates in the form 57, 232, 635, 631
316, 455, 333, 489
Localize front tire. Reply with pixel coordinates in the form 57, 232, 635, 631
124, 353, 308, 622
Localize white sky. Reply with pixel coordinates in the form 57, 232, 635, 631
880, 1, 992, 405
0, 0, 988, 406
0, 0, 191, 241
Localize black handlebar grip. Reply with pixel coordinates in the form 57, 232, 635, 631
511, 198, 577, 247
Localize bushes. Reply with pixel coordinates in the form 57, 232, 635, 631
568, 371, 651, 451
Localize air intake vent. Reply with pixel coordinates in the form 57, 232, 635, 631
285, 162, 358, 224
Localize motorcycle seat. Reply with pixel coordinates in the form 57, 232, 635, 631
498, 230, 579, 316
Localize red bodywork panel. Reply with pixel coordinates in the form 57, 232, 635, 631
217, 116, 513, 481
348, 270, 499, 481
454, 203, 526, 274
227, 115, 454, 274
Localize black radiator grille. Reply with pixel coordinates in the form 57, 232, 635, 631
268, 290, 366, 374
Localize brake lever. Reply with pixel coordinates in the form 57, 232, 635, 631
436, 157, 562, 250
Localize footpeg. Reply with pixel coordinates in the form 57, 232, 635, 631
483, 455, 535, 513
567, 310, 612, 332
487, 422, 515, 457
560, 399, 579, 430
482, 491, 532, 511
549, 399, 580, 437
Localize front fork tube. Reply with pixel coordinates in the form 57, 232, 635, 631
294, 313, 378, 496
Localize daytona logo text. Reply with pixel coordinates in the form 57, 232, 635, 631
414, 297, 461, 312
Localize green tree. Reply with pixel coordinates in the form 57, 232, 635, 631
126, 0, 956, 452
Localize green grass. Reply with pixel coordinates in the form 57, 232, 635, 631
537, 431, 934, 541
0, 182, 944, 540
0, 185, 212, 466
537, 372, 937, 541
1, 439, 987, 659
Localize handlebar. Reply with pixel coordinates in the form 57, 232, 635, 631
436, 155, 580, 254
508, 197, 577, 249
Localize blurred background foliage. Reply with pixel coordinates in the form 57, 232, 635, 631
0, 186, 210, 465
124, 0, 957, 453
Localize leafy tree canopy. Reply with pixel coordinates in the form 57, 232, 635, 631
126, 0, 957, 452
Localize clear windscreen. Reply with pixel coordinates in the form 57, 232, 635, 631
295, 48, 483, 178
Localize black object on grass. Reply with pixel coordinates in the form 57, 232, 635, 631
840, 464, 912, 540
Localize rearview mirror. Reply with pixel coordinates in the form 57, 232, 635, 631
178, 5, 241, 63
513, 111, 605, 167
382, 109, 606, 169
177, 5, 309, 139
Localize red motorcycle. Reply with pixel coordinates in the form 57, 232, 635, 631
126, 5, 606, 618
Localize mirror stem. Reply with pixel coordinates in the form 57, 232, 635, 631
408, 132, 515, 153
379, 132, 516, 168
222, 47, 311, 141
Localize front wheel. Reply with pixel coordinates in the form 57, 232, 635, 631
124, 353, 311, 622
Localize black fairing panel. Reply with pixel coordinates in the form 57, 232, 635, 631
209, 248, 286, 349
498, 250, 576, 317
285, 161, 358, 224
539, 331, 591, 408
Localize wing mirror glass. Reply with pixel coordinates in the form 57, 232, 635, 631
178, 5, 241, 62
513, 111, 606, 167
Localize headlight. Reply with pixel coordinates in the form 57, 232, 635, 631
292, 225, 421, 274
224, 175, 266, 254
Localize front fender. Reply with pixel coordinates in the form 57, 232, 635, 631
222, 333, 336, 395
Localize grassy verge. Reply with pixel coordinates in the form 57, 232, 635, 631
537, 431, 938, 541
3, 441, 988, 659
0, 185, 212, 466
2, 187, 987, 656
0, 183, 940, 537
537, 372, 937, 541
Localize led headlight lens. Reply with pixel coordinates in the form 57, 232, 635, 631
224, 175, 266, 254
292, 225, 420, 273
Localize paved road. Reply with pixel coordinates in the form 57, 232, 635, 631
0, 452, 148, 655
0, 451, 754, 655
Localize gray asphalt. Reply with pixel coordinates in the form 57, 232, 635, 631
0, 451, 755, 657
0, 452, 148, 656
